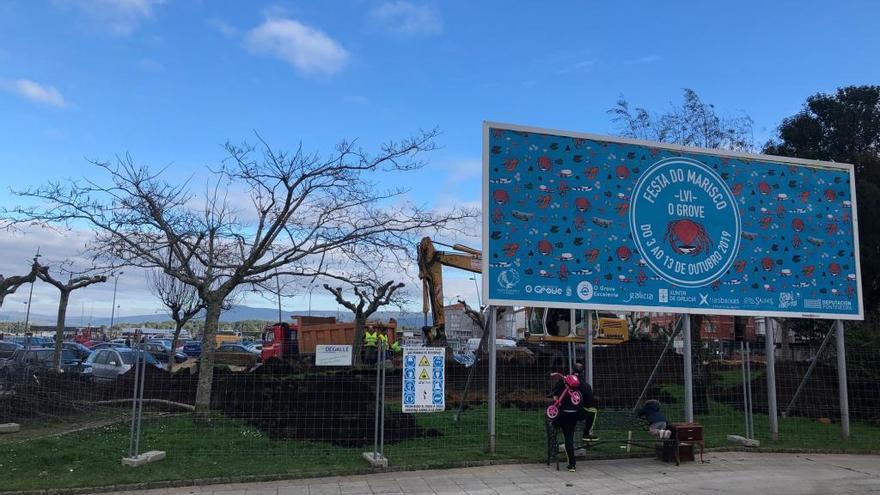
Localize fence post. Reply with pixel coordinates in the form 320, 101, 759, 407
835, 320, 850, 439
488, 305, 497, 454
127, 340, 142, 458
683, 314, 693, 423
765, 318, 779, 440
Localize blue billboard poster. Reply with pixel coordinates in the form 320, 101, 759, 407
482, 122, 863, 319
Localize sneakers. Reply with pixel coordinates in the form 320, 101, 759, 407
654, 429, 672, 439
567, 465, 576, 472
582, 434, 600, 442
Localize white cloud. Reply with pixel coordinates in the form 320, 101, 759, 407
623, 54, 661, 65
2, 79, 67, 108
56, 0, 165, 36
442, 159, 481, 186
244, 17, 349, 76
369, 1, 443, 36
208, 18, 239, 38
558, 59, 596, 75
345, 95, 370, 105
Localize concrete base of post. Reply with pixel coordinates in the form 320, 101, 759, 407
0, 423, 21, 433
727, 434, 760, 447
361, 452, 388, 468
121, 450, 166, 467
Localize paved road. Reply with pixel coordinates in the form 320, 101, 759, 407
109, 452, 880, 495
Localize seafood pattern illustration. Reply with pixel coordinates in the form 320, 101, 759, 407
484, 125, 861, 318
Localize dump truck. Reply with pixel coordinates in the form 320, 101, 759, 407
260, 316, 398, 364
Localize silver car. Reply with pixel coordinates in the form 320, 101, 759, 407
85, 348, 161, 382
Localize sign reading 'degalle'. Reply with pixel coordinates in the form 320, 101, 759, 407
315, 345, 353, 366
482, 122, 863, 320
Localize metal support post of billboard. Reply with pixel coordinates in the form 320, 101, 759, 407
682, 315, 694, 423
569, 308, 576, 374
585, 310, 593, 387
764, 318, 779, 440
745, 341, 755, 439
740, 341, 750, 438
783, 321, 836, 417
488, 305, 497, 454
835, 320, 850, 439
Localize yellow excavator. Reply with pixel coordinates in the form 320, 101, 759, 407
417, 236, 628, 346
417, 237, 482, 346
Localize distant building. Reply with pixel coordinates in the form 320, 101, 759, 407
642, 313, 756, 342
444, 304, 481, 353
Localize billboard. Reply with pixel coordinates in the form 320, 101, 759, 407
482, 122, 863, 319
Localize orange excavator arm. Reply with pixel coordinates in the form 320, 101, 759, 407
417, 237, 481, 346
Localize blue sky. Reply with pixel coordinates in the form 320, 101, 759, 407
1, 0, 878, 319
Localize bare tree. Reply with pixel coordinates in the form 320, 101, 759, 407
6, 129, 475, 422
0, 257, 45, 308
148, 269, 207, 367
37, 263, 107, 369
609, 88, 754, 151
323, 280, 405, 365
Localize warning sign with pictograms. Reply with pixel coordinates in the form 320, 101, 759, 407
402, 347, 445, 413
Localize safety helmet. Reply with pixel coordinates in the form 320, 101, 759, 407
564, 374, 580, 389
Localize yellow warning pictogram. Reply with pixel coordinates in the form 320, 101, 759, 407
418, 355, 430, 367
419, 369, 430, 380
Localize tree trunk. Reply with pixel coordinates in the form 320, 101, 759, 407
194, 298, 222, 423
778, 318, 790, 361
352, 314, 366, 366
52, 289, 70, 370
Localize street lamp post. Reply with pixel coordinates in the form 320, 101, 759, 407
24, 248, 41, 332
109, 272, 123, 329
470, 276, 482, 307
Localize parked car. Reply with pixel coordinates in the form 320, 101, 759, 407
150, 338, 186, 352
90, 342, 130, 351
182, 340, 202, 357
62, 342, 93, 361
140, 341, 187, 364
214, 343, 260, 367
85, 348, 162, 382
0, 341, 24, 360
8, 336, 52, 348
0, 348, 88, 382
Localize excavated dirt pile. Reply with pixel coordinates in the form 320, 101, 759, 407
215, 360, 438, 447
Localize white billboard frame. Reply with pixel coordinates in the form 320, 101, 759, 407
481, 121, 864, 320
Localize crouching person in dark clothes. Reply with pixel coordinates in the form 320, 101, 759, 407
637, 399, 671, 439
548, 372, 587, 472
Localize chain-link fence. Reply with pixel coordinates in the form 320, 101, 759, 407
1, 319, 878, 492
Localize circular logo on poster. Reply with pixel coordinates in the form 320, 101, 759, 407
629, 157, 741, 288
576, 281, 594, 301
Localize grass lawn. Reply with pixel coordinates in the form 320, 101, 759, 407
2, 399, 878, 492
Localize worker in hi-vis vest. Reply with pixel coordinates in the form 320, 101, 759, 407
363, 329, 378, 365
